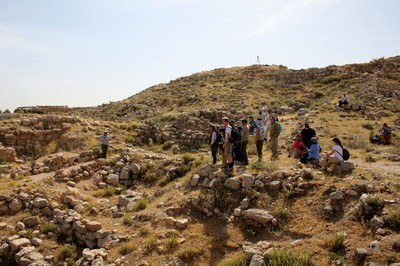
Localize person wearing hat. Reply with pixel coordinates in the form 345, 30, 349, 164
307, 137, 320, 165
99, 131, 111, 159
320, 137, 344, 170
300, 123, 316, 148
379, 122, 392, 145
288, 135, 305, 158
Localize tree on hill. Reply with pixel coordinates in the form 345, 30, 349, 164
3, 109, 11, 114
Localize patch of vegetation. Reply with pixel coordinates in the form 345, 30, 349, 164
217, 251, 248, 266
301, 169, 314, 180
270, 249, 313, 266
144, 235, 158, 253
364, 154, 377, 163
125, 135, 135, 145
123, 214, 133, 226
318, 76, 341, 84
93, 186, 116, 197
325, 232, 346, 254
366, 196, 385, 214
209, 188, 232, 213
274, 208, 292, 223
362, 123, 374, 130
162, 141, 175, 150
131, 198, 147, 212
387, 254, 399, 264
19, 228, 37, 241
250, 161, 278, 173
164, 236, 178, 252
40, 222, 59, 234
119, 243, 137, 255
282, 186, 298, 200
182, 154, 195, 164
386, 209, 400, 231
178, 247, 202, 262
3, 251, 17, 265
55, 244, 77, 263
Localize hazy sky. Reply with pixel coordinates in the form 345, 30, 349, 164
1, 0, 399, 112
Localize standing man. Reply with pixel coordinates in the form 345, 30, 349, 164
260, 102, 268, 122
99, 132, 111, 159
255, 118, 265, 162
269, 116, 280, 160
264, 109, 273, 141
248, 116, 257, 135
239, 119, 249, 165
222, 117, 233, 171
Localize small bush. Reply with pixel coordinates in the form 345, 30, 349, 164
144, 235, 157, 253
364, 154, 377, 163
162, 141, 175, 150
125, 135, 135, 144
142, 171, 159, 184
131, 199, 147, 212
123, 214, 133, 226
282, 187, 298, 200
387, 254, 399, 264
209, 188, 231, 213
270, 249, 313, 266
19, 228, 37, 241
366, 196, 385, 214
178, 247, 202, 262
274, 208, 292, 223
386, 210, 400, 231
301, 169, 314, 180
362, 124, 374, 130
93, 186, 116, 197
217, 251, 248, 266
119, 243, 137, 255
182, 154, 195, 164
325, 232, 346, 254
55, 244, 77, 262
164, 236, 178, 252
250, 161, 278, 173
39, 222, 59, 234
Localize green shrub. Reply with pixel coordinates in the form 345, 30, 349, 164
386, 210, 400, 231
162, 141, 175, 150
387, 254, 399, 264
178, 247, 202, 262
366, 196, 384, 214
93, 186, 116, 197
119, 243, 137, 255
131, 199, 147, 212
270, 249, 313, 266
19, 228, 37, 241
144, 235, 157, 253
125, 135, 135, 144
123, 214, 133, 226
40, 222, 59, 234
274, 208, 292, 223
55, 244, 77, 263
250, 161, 278, 173
325, 232, 346, 254
217, 252, 247, 266
209, 188, 231, 213
164, 236, 178, 251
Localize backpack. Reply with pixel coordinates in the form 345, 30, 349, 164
277, 122, 283, 134
342, 148, 350, 161
230, 128, 238, 144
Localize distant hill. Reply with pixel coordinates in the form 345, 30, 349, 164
73, 56, 400, 120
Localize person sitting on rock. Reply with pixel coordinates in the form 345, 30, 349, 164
379, 122, 392, 145
288, 135, 305, 158
306, 137, 321, 165
338, 93, 349, 108
99, 131, 111, 159
248, 116, 257, 135
320, 137, 344, 170
300, 123, 316, 148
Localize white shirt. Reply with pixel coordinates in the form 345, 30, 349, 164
332, 144, 343, 161
225, 125, 232, 141
261, 105, 268, 115
211, 131, 217, 145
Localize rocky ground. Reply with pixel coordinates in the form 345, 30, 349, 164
0, 57, 400, 265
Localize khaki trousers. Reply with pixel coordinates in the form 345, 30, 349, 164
270, 136, 278, 158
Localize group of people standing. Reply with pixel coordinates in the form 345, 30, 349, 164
209, 103, 281, 171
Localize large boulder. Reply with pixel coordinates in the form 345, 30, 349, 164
224, 177, 241, 190
242, 209, 274, 224
106, 174, 119, 186
9, 198, 23, 212
240, 173, 255, 190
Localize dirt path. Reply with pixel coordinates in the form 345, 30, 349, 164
352, 158, 400, 177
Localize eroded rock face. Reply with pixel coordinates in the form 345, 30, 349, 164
242, 209, 274, 224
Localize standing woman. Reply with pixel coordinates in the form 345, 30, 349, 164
209, 124, 218, 164
255, 118, 265, 162
321, 137, 344, 170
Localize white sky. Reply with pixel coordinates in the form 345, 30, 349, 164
0, 0, 399, 111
